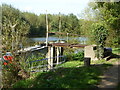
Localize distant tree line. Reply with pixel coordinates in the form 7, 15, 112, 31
2, 2, 120, 48
22, 12, 81, 37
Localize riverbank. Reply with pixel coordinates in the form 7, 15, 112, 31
12, 48, 120, 88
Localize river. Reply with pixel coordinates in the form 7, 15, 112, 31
28, 36, 88, 44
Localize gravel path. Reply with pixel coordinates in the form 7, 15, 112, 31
97, 59, 120, 88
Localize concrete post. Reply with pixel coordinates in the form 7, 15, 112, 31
84, 45, 98, 60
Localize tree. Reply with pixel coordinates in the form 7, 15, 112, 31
60, 14, 80, 35
2, 4, 30, 88
92, 23, 108, 59
2, 4, 30, 51
89, 2, 120, 47
22, 12, 42, 37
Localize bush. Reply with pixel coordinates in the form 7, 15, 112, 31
65, 51, 84, 61
72, 51, 84, 61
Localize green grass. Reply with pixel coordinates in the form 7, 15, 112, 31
13, 48, 120, 88
56, 60, 84, 68
13, 60, 112, 88
13, 66, 102, 88
112, 48, 120, 54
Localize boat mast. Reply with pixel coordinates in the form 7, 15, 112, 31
45, 10, 49, 47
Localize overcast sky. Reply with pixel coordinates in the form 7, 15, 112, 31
1, 0, 90, 18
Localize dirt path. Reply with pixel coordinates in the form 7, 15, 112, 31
97, 59, 120, 88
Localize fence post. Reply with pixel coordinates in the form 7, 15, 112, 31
60, 47, 63, 61
57, 47, 60, 65
47, 46, 55, 69
47, 46, 51, 69
50, 46, 55, 69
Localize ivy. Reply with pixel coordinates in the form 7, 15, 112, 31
92, 23, 108, 59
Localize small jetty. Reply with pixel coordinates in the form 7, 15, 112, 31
17, 42, 87, 53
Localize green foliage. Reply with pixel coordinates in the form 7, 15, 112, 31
23, 12, 81, 37
2, 4, 30, 88
79, 19, 94, 37
57, 61, 84, 68
13, 54, 120, 88
67, 38, 80, 44
2, 62, 23, 88
13, 61, 102, 88
72, 52, 84, 61
61, 14, 81, 35
2, 4, 30, 51
23, 12, 46, 37
64, 51, 84, 61
112, 48, 120, 54
91, 2, 120, 47
92, 23, 108, 46
92, 23, 108, 59
13, 79, 32, 88
25, 53, 47, 71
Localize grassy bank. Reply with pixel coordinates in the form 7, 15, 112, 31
12, 48, 120, 88
13, 59, 115, 88
13, 61, 101, 88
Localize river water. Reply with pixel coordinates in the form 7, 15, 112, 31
28, 36, 88, 44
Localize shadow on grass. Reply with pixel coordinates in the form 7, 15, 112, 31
106, 53, 120, 61
13, 63, 113, 89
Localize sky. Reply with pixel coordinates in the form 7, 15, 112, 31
1, 0, 90, 18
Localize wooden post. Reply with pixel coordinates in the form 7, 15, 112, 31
59, 47, 63, 62
47, 46, 55, 69
50, 46, 54, 69
45, 10, 49, 47
47, 46, 51, 69
57, 47, 60, 65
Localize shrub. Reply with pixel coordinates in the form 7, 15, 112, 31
92, 23, 108, 59
72, 51, 84, 61
65, 51, 84, 61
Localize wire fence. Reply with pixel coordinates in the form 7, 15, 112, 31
26, 55, 66, 73
26, 56, 65, 63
